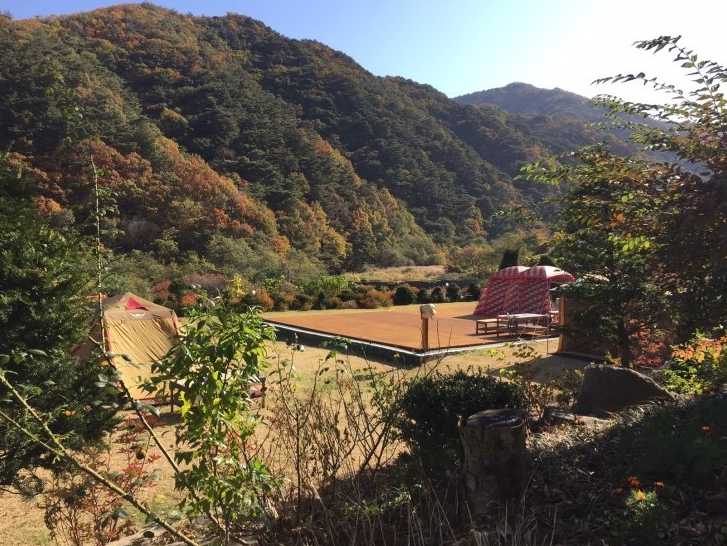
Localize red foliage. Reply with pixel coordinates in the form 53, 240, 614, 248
179, 291, 199, 308
40, 416, 160, 546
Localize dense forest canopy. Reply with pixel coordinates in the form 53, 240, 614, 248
0, 3, 630, 286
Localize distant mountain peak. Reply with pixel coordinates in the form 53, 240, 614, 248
454, 82, 603, 121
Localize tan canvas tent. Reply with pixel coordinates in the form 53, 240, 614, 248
74, 292, 180, 399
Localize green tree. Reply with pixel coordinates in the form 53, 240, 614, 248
524, 35, 727, 363
0, 156, 118, 486
592, 36, 727, 336
525, 148, 666, 367
498, 248, 520, 270
143, 299, 275, 543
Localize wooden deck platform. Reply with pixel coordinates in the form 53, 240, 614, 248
264, 302, 552, 354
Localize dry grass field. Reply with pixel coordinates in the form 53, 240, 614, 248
344, 265, 448, 283
0, 335, 585, 546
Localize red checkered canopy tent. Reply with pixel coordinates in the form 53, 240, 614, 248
472, 266, 528, 317
473, 265, 575, 317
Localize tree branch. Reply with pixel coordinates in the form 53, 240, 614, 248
0, 372, 200, 546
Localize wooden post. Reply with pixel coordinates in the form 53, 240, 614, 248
459, 408, 528, 517
421, 316, 429, 351
419, 304, 436, 351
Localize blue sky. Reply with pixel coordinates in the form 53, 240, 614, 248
3, 0, 725, 102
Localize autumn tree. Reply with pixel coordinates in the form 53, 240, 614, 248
525, 36, 727, 364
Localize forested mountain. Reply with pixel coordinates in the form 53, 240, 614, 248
456, 82, 606, 120
0, 4, 623, 281
455, 82, 638, 157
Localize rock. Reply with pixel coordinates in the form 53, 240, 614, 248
105, 525, 162, 546
573, 364, 674, 414
542, 407, 611, 427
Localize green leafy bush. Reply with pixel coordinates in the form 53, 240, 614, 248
662, 334, 727, 395
301, 275, 355, 299
620, 488, 671, 545
396, 370, 526, 476
290, 293, 314, 311
393, 285, 418, 306
416, 288, 431, 304
445, 283, 461, 302
429, 286, 446, 303
144, 299, 276, 527
631, 395, 727, 487
466, 283, 481, 301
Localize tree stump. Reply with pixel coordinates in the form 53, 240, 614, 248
459, 408, 528, 517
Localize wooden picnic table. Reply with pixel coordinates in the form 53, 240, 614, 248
496, 313, 549, 337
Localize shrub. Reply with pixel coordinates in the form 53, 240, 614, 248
41, 417, 161, 546
301, 275, 354, 299
243, 288, 275, 311
662, 333, 727, 395
396, 370, 526, 476
630, 395, 727, 488
417, 288, 431, 304
314, 291, 327, 310
144, 301, 276, 529
273, 291, 297, 311
315, 292, 345, 310
357, 288, 393, 309
466, 283, 481, 301
445, 283, 461, 302
430, 286, 446, 303
341, 299, 358, 309
291, 293, 314, 311
393, 284, 418, 306
338, 285, 359, 302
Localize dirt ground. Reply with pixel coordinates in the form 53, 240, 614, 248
0, 338, 587, 546
267, 335, 578, 379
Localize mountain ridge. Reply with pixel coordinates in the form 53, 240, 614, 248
0, 4, 628, 283
455, 82, 606, 120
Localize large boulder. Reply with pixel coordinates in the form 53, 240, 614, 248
574, 364, 674, 415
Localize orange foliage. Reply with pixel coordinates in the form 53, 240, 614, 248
179, 292, 199, 308
34, 196, 62, 215
271, 235, 291, 256
671, 335, 727, 364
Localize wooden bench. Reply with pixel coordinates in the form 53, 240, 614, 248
475, 318, 499, 335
